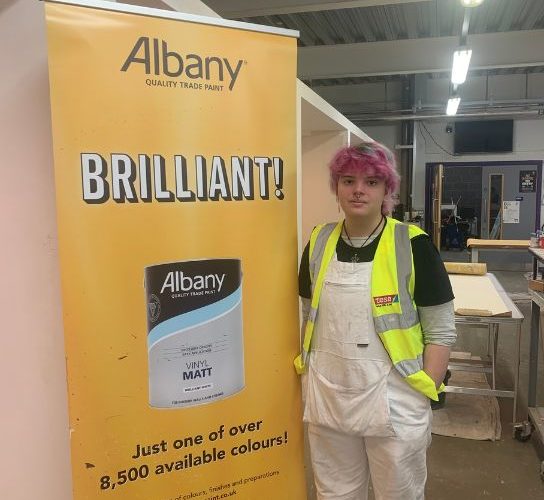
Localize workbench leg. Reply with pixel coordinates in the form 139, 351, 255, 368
513, 322, 521, 424
490, 324, 496, 390
493, 324, 499, 380
471, 248, 478, 263
529, 301, 540, 408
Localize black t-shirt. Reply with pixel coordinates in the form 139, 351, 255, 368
298, 221, 454, 307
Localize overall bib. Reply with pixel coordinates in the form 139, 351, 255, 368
304, 256, 431, 500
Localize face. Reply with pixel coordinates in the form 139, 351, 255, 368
336, 171, 387, 220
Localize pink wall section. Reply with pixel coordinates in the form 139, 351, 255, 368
0, 1, 223, 498
301, 131, 348, 244
0, 1, 72, 498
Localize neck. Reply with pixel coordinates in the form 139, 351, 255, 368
344, 214, 384, 237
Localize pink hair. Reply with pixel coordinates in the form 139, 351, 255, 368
329, 142, 401, 215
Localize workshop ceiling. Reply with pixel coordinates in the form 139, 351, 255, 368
125, 0, 544, 121
209, 0, 544, 46
200, 0, 544, 121
201, 0, 544, 78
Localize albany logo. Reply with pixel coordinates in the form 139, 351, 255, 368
373, 294, 399, 307
120, 37, 244, 90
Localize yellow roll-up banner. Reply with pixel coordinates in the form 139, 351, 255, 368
44, 1, 304, 498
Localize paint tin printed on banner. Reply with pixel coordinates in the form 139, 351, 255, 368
145, 259, 244, 408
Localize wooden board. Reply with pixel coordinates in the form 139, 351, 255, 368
449, 274, 512, 317
466, 238, 529, 250
444, 262, 487, 275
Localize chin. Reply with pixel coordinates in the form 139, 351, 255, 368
346, 207, 375, 217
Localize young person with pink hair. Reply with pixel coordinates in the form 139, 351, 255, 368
296, 141, 456, 500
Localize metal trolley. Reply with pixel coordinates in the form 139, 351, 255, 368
515, 247, 544, 480
449, 274, 523, 428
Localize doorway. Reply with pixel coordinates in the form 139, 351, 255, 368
424, 160, 542, 267
480, 165, 538, 240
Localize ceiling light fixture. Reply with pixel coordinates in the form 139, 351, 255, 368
460, 0, 485, 7
451, 48, 472, 85
446, 97, 461, 116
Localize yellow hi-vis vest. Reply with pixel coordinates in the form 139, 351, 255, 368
294, 217, 444, 401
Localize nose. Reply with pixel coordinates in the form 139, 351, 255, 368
353, 181, 365, 197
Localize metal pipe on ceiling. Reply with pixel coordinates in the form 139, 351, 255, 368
343, 98, 544, 116
350, 109, 542, 122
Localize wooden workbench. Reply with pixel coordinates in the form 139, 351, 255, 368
466, 238, 529, 263
526, 248, 544, 454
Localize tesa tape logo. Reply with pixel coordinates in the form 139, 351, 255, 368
373, 294, 399, 307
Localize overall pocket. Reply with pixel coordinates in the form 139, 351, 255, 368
320, 281, 369, 345
305, 358, 396, 437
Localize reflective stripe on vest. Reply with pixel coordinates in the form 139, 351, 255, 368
293, 221, 343, 374
293, 217, 443, 401
373, 225, 419, 334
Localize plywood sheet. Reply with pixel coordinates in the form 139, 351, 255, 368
466, 238, 529, 249
449, 274, 512, 317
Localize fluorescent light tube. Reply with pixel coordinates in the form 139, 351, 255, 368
460, 0, 484, 7
452, 48, 472, 85
446, 97, 461, 116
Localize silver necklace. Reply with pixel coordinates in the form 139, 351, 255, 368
342, 216, 384, 263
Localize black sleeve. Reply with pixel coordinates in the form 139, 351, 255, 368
412, 235, 454, 307
298, 241, 312, 299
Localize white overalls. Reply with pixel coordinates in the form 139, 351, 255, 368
304, 255, 431, 500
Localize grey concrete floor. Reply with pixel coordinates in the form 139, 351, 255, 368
424, 265, 544, 500
303, 260, 544, 499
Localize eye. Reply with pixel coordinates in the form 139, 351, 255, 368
342, 178, 353, 185
367, 179, 378, 186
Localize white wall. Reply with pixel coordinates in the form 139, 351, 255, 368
424, 73, 544, 104
359, 123, 399, 156
314, 72, 544, 110
315, 80, 403, 113
412, 118, 544, 213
